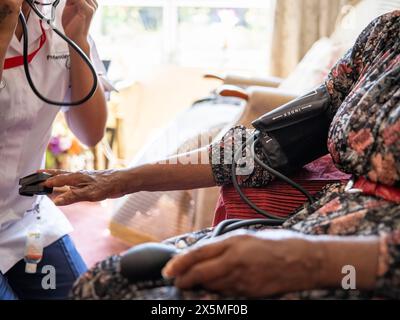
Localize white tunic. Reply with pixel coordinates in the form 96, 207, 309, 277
0, 4, 108, 273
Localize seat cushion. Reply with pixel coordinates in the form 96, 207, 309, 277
213, 155, 351, 226
279, 38, 346, 95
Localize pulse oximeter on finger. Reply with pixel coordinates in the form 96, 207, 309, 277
19, 173, 53, 197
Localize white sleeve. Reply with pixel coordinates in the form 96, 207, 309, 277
62, 36, 115, 112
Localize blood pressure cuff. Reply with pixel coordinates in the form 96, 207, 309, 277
252, 85, 332, 175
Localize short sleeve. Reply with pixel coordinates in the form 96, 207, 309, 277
88, 36, 115, 99
62, 36, 114, 112
208, 125, 273, 187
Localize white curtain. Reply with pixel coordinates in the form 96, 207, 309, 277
270, 0, 360, 78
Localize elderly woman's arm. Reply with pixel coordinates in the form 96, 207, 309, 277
162, 230, 400, 298
44, 148, 217, 206
43, 126, 273, 206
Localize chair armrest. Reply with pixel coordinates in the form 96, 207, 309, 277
217, 85, 249, 101
204, 73, 284, 88
238, 86, 299, 127
214, 85, 299, 127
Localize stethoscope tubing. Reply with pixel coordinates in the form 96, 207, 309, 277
20, 0, 99, 107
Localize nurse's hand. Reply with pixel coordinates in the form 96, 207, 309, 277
0, 0, 24, 44
62, 0, 98, 45
42, 169, 127, 206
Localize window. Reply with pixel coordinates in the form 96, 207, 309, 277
91, 0, 276, 83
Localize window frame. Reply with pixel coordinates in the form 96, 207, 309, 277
99, 0, 275, 9
92, 0, 276, 73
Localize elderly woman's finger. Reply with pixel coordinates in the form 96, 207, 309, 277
53, 187, 89, 206
51, 186, 71, 196
37, 169, 70, 177
173, 253, 232, 289
202, 270, 238, 295
162, 241, 229, 278
44, 172, 90, 188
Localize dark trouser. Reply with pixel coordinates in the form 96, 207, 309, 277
0, 235, 87, 300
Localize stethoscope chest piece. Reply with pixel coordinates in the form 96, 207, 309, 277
0, 79, 6, 90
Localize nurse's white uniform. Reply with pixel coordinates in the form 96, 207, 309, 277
0, 3, 109, 274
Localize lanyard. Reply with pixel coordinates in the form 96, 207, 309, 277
3, 22, 47, 70
24, 197, 44, 274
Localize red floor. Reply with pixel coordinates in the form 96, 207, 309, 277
60, 201, 130, 268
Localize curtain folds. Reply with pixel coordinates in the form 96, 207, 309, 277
270, 0, 360, 78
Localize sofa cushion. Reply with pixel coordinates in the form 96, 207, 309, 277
279, 38, 346, 95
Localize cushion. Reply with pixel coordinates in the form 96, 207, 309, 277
279, 38, 346, 95
213, 155, 351, 226
277, 0, 396, 95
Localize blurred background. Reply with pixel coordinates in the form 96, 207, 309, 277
93, 1, 274, 83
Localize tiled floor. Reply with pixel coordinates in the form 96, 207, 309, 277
60, 201, 130, 268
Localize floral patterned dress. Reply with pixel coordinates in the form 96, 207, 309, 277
71, 11, 400, 300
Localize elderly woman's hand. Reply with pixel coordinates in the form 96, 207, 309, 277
162, 230, 324, 298
42, 169, 129, 206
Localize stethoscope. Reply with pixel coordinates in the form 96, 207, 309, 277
30, 0, 60, 23
17, 0, 98, 107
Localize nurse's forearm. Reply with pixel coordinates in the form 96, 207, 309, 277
65, 40, 107, 147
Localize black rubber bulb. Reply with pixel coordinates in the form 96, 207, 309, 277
119, 243, 179, 283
